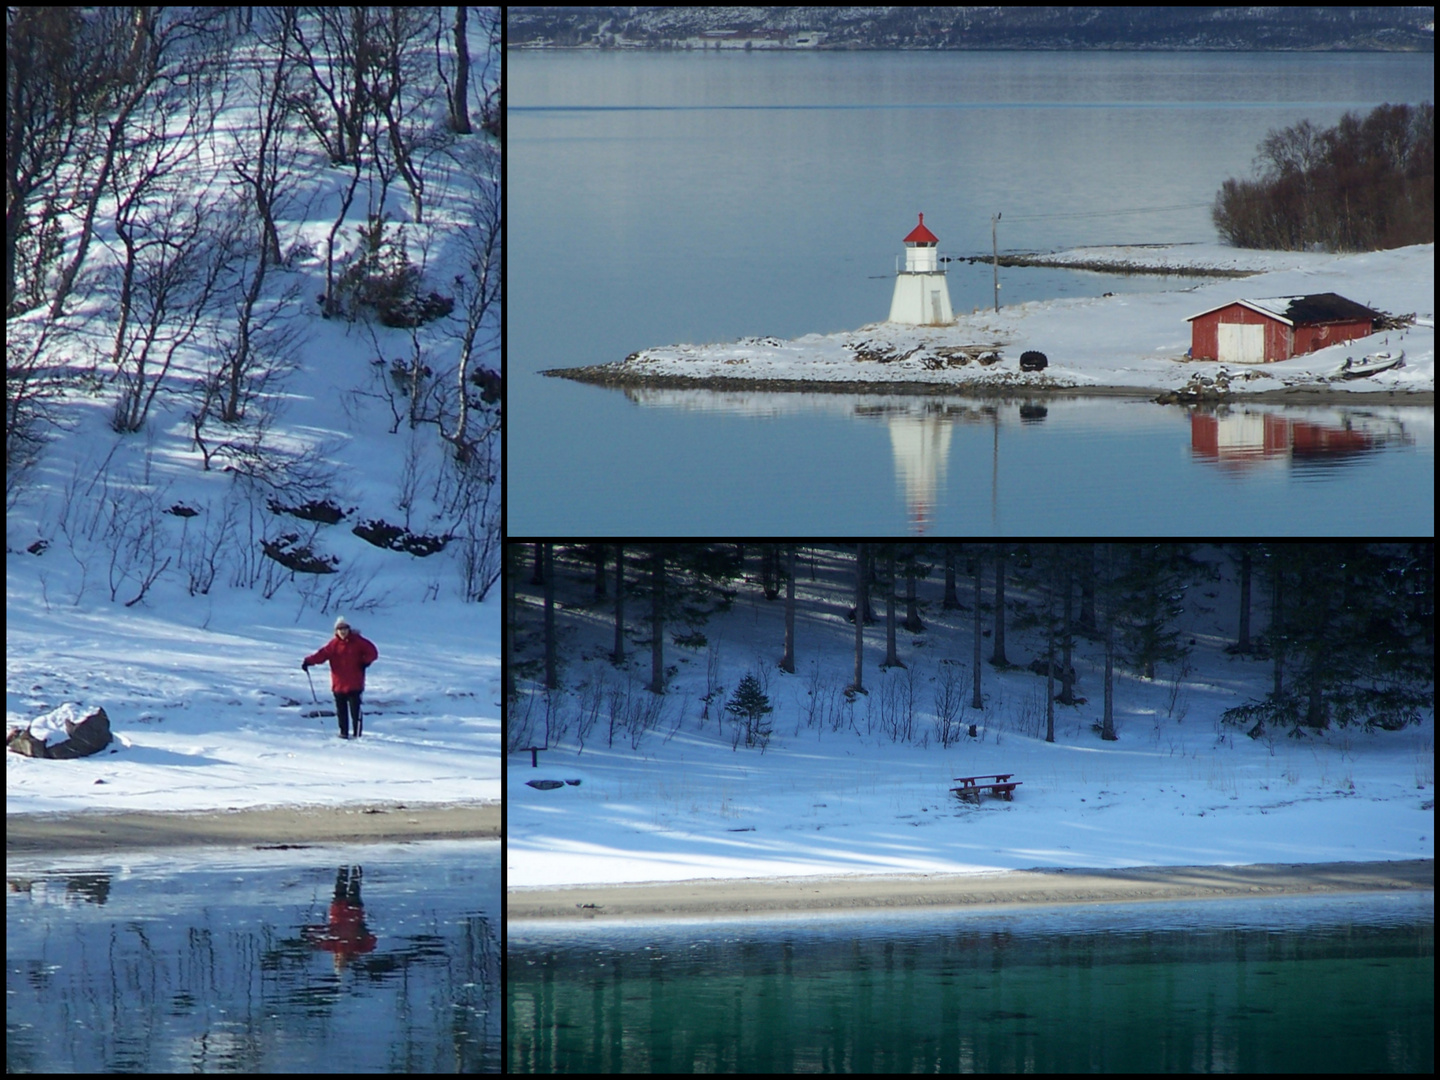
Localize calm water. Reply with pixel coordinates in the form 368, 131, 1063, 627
6, 841, 500, 1073
510, 51, 1435, 534
508, 893, 1434, 1073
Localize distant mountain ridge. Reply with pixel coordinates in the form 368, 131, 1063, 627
508, 6, 1436, 52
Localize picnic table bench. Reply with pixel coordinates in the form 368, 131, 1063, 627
951, 773, 1022, 803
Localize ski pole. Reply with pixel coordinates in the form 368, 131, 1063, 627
305, 665, 318, 704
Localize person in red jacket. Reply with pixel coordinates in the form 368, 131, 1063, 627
304, 616, 379, 739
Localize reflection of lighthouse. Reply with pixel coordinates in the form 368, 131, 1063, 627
888, 214, 954, 325
888, 414, 952, 533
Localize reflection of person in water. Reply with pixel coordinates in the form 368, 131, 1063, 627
302, 866, 378, 971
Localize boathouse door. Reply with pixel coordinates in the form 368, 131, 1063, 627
1217, 323, 1265, 364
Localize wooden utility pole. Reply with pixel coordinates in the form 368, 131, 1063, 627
992, 211, 1001, 313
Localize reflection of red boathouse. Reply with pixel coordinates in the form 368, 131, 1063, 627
1191, 412, 1377, 469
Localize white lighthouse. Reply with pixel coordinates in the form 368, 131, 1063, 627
888, 213, 954, 326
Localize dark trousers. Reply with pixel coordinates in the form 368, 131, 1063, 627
334, 691, 363, 738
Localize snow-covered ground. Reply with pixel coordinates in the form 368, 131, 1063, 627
6, 591, 500, 816
508, 548, 1434, 890
584, 244, 1434, 397
6, 11, 500, 821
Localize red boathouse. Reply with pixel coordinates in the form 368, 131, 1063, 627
1186, 293, 1380, 364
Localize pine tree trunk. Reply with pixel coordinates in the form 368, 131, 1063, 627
990, 547, 1008, 666
1059, 568, 1076, 705
885, 551, 901, 668
781, 546, 796, 673
1272, 569, 1285, 700
852, 544, 865, 692
943, 548, 959, 609
972, 550, 983, 710
905, 567, 923, 632
1238, 546, 1252, 653
613, 544, 625, 664
505, 545, 516, 705
650, 550, 665, 694
543, 544, 556, 690
1080, 544, 1096, 635
1046, 612, 1056, 744
1102, 544, 1116, 740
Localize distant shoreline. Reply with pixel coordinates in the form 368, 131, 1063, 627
543, 366, 1434, 405
507, 859, 1435, 922
5, 802, 500, 854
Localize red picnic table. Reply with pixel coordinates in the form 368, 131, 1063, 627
951, 773, 1022, 803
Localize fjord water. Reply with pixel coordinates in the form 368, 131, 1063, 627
6, 842, 500, 1073
511, 50, 1435, 534
508, 893, 1434, 1073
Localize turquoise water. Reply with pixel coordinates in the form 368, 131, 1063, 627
7, 841, 500, 1073
508, 893, 1433, 1073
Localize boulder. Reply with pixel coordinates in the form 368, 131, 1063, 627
6, 704, 112, 759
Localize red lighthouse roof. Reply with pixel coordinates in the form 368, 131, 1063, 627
903, 213, 938, 245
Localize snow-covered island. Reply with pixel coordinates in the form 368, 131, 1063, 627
546, 243, 1434, 403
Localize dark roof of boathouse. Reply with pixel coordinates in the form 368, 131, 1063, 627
1187, 292, 1382, 327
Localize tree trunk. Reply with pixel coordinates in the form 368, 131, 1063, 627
884, 551, 901, 669
852, 544, 865, 692
1238, 546, 1252, 653
990, 547, 1008, 666
543, 544, 556, 690
613, 543, 625, 664
943, 548, 959, 609
904, 566, 923, 632
780, 546, 796, 673
450, 5, 472, 134
1059, 567, 1076, 705
650, 550, 665, 694
1080, 543, 1096, 635
593, 544, 607, 599
1272, 568, 1285, 700
1045, 604, 1056, 744
505, 545, 516, 705
1102, 544, 1116, 740
531, 542, 543, 584
972, 550, 983, 710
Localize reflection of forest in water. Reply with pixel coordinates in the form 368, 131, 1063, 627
7, 842, 500, 1073
510, 894, 1434, 1074
623, 388, 1432, 533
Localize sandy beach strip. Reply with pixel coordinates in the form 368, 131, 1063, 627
6, 802, 500, 854
508, 859, 1433, 922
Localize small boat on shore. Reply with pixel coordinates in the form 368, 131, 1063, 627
1336, 351, 1404, 379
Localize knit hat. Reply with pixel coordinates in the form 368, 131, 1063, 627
334, 616, 350, 631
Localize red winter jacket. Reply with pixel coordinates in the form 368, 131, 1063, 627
305, 632, 378, 694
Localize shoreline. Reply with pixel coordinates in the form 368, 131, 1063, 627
542, 366, 1434, 405
5, 801, 500, 854
507, 859, 1434, 922
968, 253, 1255, 277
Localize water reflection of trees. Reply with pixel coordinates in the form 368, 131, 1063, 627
6, 859, 501, 1073
509, 920, 1432, 1073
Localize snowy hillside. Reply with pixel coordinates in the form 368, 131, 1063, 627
6, 9, 502, 816
549, 244, 1434, 398
508, 545, 1434, 890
